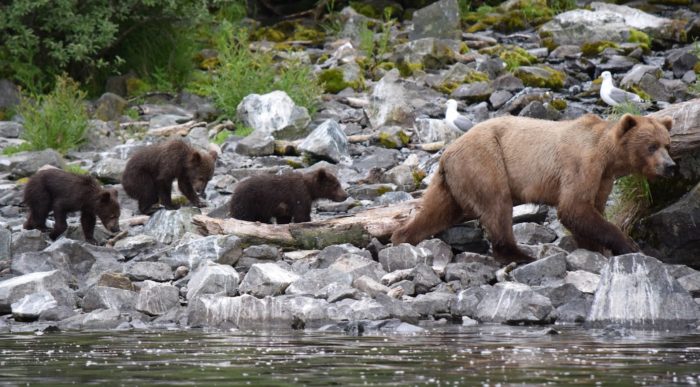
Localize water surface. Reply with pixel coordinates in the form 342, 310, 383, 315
1, 325, 699, 386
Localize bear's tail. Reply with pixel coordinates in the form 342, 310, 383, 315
390, 165, 464, 245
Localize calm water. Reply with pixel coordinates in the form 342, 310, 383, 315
1, 325, 699, 386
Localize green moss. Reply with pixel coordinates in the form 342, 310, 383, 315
480, 45, 537, 71
397, 61, 423, 77
376, 185, 393, 195
377, 129, 409, 149
125, 78, 150, 97
350, 1, 382, 18
412, 169, 426, 189
317, 53, 330, 64
2, 142, 32, 156
285, 159, 304, 169
253, 27, 287, 42
378, 132, 398, 148
459, 42, 470, 54
464, 69, 490, 83
64, 164, 88, 175
550, 98, 567, 110
514, 65, 565, 89
627, 28, 651, 52
693, 62, 700, 74
435, 81, 459, 94
581, 41, 620, 57
629, 86, 652, 101
292, 25, 325, 43
234, 125, 254, 137
319, 68, 350, 94
172, 195, 189, 206
16, 177, 29, 185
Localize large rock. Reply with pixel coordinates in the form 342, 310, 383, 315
512, 223, 557, 245
444, 262, 496, 287
135, 280, 180, 316
186, 261, 240, 300
42, 238, 124, 289
239, 262, 299, 298
236, 91, 311, 140
392, 38, 461, 71
328, 253, 386, 282
298, 120, 349, 163
410, 0, 461, 40
143, 208, 201, 245
540, 2, 685, 46
0, 121, 22, 138
0, 79, 20, 110
125, 261, 173, 282
367, 70, 430, 129
285, 268, 353, 296
0, 149, 64, 178
378, 243, 433, 272
475, 282, 553, 324
187, 294, 331, 329
165, 234, 243, 270
511, 253, 567, 286
586, 254, 700, 329
11, 291, 58, 321
0, 270, 68, 314
82, 286, 137, 312
235, 130, 275, 157
641, 182, 700, 268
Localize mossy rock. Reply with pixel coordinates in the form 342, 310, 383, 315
694, 62, 700, 74
464, 69, 490, 83
435, 81, 459, 94
125, 78, 150, 97
629, 86, 652, 101
550, 98, 567, 110
480, 45, 537, 71
513, 65, 565, 89
397, 61, 424, 77
377, 128, 410, 149
199, 57, 220, 70
626, 28, 651, 52
350, 1, 402, 20
580, 41, 620, 57
318, 68, 364, 94
253, 27, 287, 42
172, 196, 189, 206
412, 169, 426, 189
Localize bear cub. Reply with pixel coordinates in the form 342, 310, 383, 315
229, 168, 348, 224
23, 168, 121, 244
122, 139, 217, 214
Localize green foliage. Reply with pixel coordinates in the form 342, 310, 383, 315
1, 142, 32, 156
0, 0, 210, 94
64, 164, 89, 175
581, 41, 620, 57
607, 101, 643, 120
627, 29, 651, 51
213, 129, 232, 144
358, 21, 376, 56
607, 174, 652, 233
234, 125, 254, 137
547, 0, 576, 13
480, 45, 537, 71
202, 22, 322, 119
17, 75, 90, 154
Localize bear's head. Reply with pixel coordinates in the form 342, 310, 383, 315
96, 188, 121, 233
187, 149, 218, 197
615, 114, 675, 179
307, 168, 348, 202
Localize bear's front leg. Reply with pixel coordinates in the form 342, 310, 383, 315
156, 179, 179, 210
80, 212, 98, 244
49, 207, 68, 240
559, 204, 637, 256
177, 178, 204, 207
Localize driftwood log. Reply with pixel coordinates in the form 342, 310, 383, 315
193, 200, 421, 250
650, 98, 700, 157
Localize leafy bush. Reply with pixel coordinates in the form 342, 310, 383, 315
203, 22, 322, 119
0, 0, 210, 93
17, 75, 90, 154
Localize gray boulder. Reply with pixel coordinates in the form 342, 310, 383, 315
239, 262, 298, 297
236, 91, 311, 140
285, 268, 353, 296
235, 130, 275, 157
564, 270, 600, 294
315, 243, 372, 269
0, 270, 68, 314
410, 0, 461, 40
82, 286, 137, 312
378, 243, 433, 272
125, 261, 173, 282
136, 280, 180, 316
186, 261, 240, 300
444, 262, 496, 287
10, 229, 47, 256
0, 122, 22, 138
512, 252, 567, 286
475, 282, 553, 324
328, 253, 386, 282
298, 120, 349, 163
11, 291, 58, 321
366, 70, 417, 129
0, 149, 64, 178
586, 254, 700, 329
566, 249, 608, 274
407, 292, 455, 317
452, 285, 491, 317
143, 208, 201, 245
411, 263, 442, 294
513, 222, 557, 245
417, 239, 453, 271
165, 234, 243, 270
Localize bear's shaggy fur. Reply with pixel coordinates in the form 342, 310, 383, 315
229, 168, 348, 223
23, 168, 121, 244
122, 140, 217, 214
392, 113, 675, 264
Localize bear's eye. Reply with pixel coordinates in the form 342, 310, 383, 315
648, 144, 659, 153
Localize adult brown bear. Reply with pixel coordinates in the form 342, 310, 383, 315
391, 114, 675, 264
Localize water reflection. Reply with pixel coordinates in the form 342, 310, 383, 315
1, 325, 699, 385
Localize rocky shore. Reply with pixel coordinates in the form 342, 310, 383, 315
1, 0, 699, 334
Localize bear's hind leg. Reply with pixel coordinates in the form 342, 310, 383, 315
391, 171, 466, 245
480, 205, 535, 265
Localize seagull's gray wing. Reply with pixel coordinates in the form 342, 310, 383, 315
609, 87, 643, 104
453, 116, 474, 131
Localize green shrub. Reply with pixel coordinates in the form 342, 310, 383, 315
234, 125, 254, 137
607, 174, 652, 233
17, 75, 90, 154
213, 129, 233, 144
607, 101, 643, 120
203, 22, 322, 119
0, 0, 211, 94
2, 142, 32, 156
64, 164, 89, 175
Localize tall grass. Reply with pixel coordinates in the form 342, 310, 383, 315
16, 75, 89, 154
203, 21, 322, 119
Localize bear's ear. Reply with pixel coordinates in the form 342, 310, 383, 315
658, 116, 673, 132
99, 191, 113, 203
616, 114, 637, 137
315, 168, 328, 181
209, 149, 218, 161
109, 188, 118, 198
191, 152, 202, 163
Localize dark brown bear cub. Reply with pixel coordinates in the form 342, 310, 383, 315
229, 168, 348, 223
122, 140, 217, 214
23, 168, 121, 244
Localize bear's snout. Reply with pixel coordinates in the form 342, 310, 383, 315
661, 160, 676, 177
334, 188, 349, 202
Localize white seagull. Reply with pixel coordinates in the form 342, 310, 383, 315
599, 71, 645, 107
445, 99, 473, 132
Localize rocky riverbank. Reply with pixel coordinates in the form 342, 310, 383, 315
0, 0, 699, 333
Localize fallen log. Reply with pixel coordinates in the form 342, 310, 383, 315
193, 200, 421, 249
146, 121, 206, 137
649, 98, 700, 157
